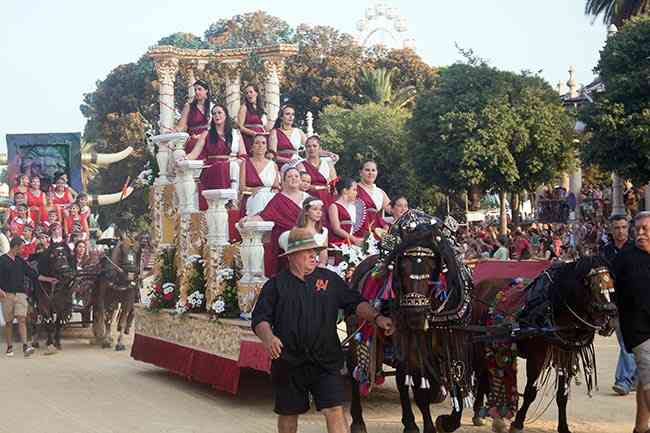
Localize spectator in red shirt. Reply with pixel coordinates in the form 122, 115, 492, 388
512, 229, 532, 260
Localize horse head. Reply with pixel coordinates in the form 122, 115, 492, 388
382, 210, 472, 333
48, 244, 74, 281
555, 256, 617, 336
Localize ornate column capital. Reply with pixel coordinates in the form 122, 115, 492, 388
154, 57, 179, 83
263, 58, 284, 82
222, 60, 242, 80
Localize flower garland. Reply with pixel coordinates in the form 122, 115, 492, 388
326, 234, 379, 281
144, 247, 178, 311
210, 259, 241, 319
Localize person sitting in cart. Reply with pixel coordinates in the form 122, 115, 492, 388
252, 227, 393, 433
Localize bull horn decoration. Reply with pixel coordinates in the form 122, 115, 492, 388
89, 187, 134, 206
81, 146, 134, 166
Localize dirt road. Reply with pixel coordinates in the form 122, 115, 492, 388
0, 334, 635, 433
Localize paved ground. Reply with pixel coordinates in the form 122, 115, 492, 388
0, 333, 637, 433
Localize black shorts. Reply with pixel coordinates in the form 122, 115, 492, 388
271, 361, 346, 415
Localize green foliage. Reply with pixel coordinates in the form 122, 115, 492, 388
205, 11, 294, 48
580, 16, 650, 184
358, 68, 416, 108
158, 32, 207, 49
585, 0, 650, 26
147, 247, 178, 311
319, 103, 423, 205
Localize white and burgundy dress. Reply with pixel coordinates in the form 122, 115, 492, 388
273, 127, 302, 169
356, 184, 388, 237
301, 158, 334, 204
241, 159, 278, 217
328, 201, 366, 246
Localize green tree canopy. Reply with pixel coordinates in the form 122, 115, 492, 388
358, 68, 416, 108
319, 103, 423, 204
580, 16, 650, 184
585, 0, 650, 26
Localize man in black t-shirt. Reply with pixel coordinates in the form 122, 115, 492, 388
252, 227, 393, 433
613, 211, 650, 433
0, 237, 57, 357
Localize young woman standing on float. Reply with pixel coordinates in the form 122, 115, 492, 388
237, 84, 268, 154
175, 79, 212, 154
356, 160, 390, 236
268, 105, 305, 168
297, 135, 337, 205
328, 178, 366, 247
26, 176, 48, 225
186, 103, 246, 210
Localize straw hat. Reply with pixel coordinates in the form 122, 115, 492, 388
279, 227, 326, 257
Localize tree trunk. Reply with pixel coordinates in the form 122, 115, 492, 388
468, 185, 482, 211
499, 191, 508, 235
512, 192, 521, 225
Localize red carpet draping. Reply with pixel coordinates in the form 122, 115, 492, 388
471, 260, 551, 284
228, 209, 241, 243
131, 333, 269, 394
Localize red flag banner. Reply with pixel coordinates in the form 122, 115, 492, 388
469, 260, 552, 285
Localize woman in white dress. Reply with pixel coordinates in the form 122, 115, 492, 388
239, 134, 279, 217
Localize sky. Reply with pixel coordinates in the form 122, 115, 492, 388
0, 0, 609, 151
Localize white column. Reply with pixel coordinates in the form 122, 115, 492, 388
306, 111, 314, 137
612, 173, 626, 216
236, 220, 274, 319
264, 59, 281, 127
203, 189, 238, 247
151, 132, 188, 185
569, 166, 583, 220
186, 68, 196, 101
154, 57, 179, 134
175, 158, 204, 214
224, 60, 241, 120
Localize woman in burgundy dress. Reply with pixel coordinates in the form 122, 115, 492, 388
328, 178, 366, 247
238, 134, 279, 217
356, 160, 390, 237
242, 166, 309, 277
296, 135, 337, 204
237, 84, 267, 154
268, 105, 306, 168
187, 104, 246, 210
175, 79, 212, 154
10, 174, 29, 201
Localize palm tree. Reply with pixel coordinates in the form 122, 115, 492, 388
585, 0, 650, 27
358, 68, 416, 109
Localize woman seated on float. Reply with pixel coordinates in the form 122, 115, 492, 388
238, 134, 279, 217
294, 196, 329, 266
238, 84, 268, 154
50, 175, 75, 222
175, 79, 212, 153
27, 176, 48, 225
356, 160, 390, 233
328, 177, 366, 247
186, 103, 246, 207
296, 135, 337, 204
241, 166, 310, 277
268, 105, 306, 168
10, 174, 30, 201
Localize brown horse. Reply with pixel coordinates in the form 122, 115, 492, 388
348, 210, 474, 433
471, 256, 616, 433
93, 239, 141, 351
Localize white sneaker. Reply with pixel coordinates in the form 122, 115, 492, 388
6, 346, 14, 357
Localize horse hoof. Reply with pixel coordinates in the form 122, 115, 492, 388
473, 415, 485, 426
492, 418, 508, 433
350, 422, 367, 433
403, 423, 419, 433
115, 344, 126, 352
435, 415, 459, 433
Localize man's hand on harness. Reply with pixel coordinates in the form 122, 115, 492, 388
375, 315, 394, 336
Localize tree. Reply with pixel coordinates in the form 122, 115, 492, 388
204, 10, 294, 48
585, 0, 650, 26
358, 68, 416, 108
410, 62, 574, 233
580, 16, 650, 184
319, 103, 423, 205
364, 47, 438, 90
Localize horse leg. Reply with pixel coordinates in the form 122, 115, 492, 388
472, 366, 489, 426
434, 386, 463, 433
556, 374, 571, 433
93, 285, 108, 347
54, 316, 62, 350
510, 351, 543, 433
115, 300, 129, 352
413, 383, 435, 433
349, 376, 367, 433
396, 368, 419, 433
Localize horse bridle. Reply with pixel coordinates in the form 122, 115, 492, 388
398, 246, 437, 310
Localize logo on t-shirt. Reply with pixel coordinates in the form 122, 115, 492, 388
315, 279, 329, 292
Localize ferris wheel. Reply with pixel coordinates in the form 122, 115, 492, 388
356, 2, 416, 50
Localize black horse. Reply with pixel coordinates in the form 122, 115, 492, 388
471, 256, 616, 433
348, 211, 474, 433
93, 238, 141, 351
32, 241, 76, 352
